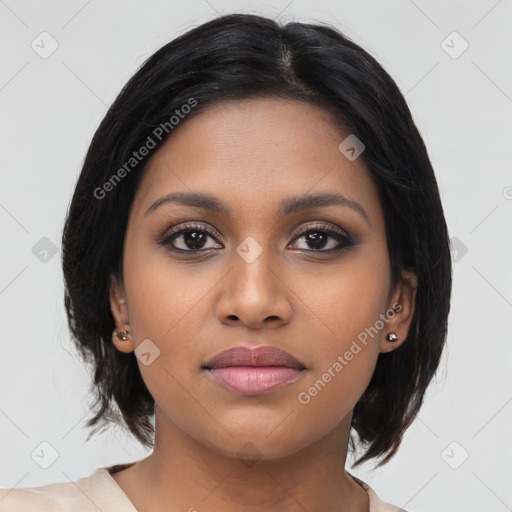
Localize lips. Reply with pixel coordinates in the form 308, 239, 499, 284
203, 345, 306, 395
203, 345, 305, 370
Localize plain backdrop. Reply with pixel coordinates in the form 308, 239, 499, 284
1, 1, 511, 511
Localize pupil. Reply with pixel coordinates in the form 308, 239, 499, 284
185, 231, 205, 249
307, 231, 326, 249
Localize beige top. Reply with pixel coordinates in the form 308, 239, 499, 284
0, 462, 407, 511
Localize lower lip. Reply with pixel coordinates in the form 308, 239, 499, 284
206, 366, 304, 395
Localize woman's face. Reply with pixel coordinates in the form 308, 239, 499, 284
110, 97, 416, 460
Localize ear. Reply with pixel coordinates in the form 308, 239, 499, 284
109, 273, 134, 353
379, 268, 417, 354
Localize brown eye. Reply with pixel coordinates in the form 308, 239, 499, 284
157, 223, 223, 253
289, 223, 355, 253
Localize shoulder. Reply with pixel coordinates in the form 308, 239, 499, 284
0, 466, 137, 512
348, 472, 410, 512
0, 476, 92, 512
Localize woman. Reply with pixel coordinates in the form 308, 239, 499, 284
0, 13, 451, 511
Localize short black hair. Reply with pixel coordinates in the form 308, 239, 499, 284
62, 13, 452, 467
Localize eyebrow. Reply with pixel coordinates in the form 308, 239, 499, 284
145, 191, 370, 225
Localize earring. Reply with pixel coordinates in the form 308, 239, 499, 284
114, 329, 130, 341
386, 332, 398, 342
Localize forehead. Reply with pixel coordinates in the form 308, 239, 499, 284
131, 97, 382, 227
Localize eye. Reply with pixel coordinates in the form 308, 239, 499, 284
157, 222, 223, 253
156, 221, 356, 255
288, 222, 356, 253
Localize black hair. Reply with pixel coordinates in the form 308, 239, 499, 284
61, 13, 452, 467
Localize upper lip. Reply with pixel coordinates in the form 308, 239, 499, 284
203, 345, 306, 370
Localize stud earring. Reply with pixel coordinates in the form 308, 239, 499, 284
114, 329, 130, 341
385, 332, 398, 342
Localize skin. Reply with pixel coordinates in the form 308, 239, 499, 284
108, 97, 417, 512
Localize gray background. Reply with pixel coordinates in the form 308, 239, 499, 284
1, 1, 511, 511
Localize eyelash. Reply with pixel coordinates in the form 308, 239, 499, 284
156, 221, 356, 255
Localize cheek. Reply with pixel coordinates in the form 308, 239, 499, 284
123, 240, 218, 342
291, 304, 383, 443
294, 246, 390, 349
121, 244, 220, 407
291, 250, 389, 413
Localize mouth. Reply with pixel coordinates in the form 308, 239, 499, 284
202, 345, 306, 395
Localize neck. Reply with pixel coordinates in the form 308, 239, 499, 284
114, 406, 368, 512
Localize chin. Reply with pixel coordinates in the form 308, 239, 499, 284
200, 424, 318, 463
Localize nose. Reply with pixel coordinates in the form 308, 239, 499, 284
216, 246, 293, 330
